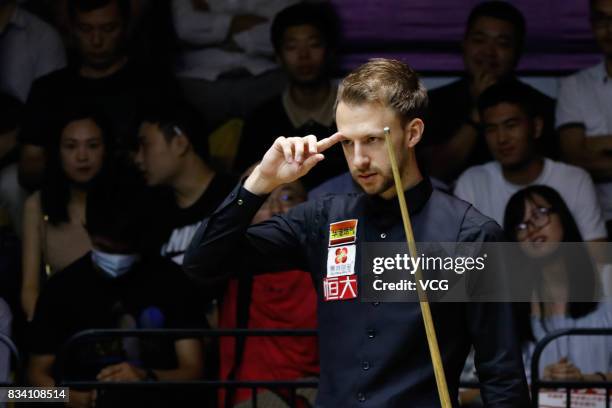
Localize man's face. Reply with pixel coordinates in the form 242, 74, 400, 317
73, 1, 125, 70
336, 101, 411, 198
135, 122, 182, 186
482, 102, 540, 169
252, 181, 306, 224
591, 0, 612, 57
463, 16, 519, 80
279, 24, 328, 85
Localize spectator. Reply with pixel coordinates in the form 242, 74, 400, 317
18, 0, 176, 190
454, 80, 606, 242
504, 185, 612, 383
234, 2, 345, 191
423, 1, 556, 184
27, 174, 205, 408
218, 169, 318, 407
556, 0, 612, 238
0, 93, 27, 236
134, 103, 237, 266
0, 0, 66, 102
0, 297, 11, 385
21, 109, 111, 321
171, 0, 299, 129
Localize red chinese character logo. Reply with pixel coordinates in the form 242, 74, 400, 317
323, 275, 358, 301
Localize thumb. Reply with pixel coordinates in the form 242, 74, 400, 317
559, 357, 568, 364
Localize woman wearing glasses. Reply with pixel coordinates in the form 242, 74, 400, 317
504, 185, 612, 384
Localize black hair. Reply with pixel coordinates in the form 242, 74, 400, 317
466, 1, 526, 52
139, 102, 210, 160
477, 79, 537, 118
504, 185, 599, 343
271, 2, 340, 53
40, 107, 114, 225
0, 93, 23, 134
85, 168, 147, 251
67, 0, 131, 23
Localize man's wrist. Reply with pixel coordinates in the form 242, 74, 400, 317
243, 166, 278, 196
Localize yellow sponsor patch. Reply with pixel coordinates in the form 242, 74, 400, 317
329, 219, 358, 246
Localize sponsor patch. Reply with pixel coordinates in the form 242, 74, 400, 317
329, 219, 358, 247
326, 245, 356, 277
323, 275, 358, 301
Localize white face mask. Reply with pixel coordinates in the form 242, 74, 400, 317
91, 249, 140, 278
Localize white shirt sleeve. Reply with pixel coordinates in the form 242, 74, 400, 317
34, 26, 66, 79
232, 21, 275, 56
453, 171, 477, 206
172, 0, 233, 46
573, 168, 607, 241
555, 75, 584, 129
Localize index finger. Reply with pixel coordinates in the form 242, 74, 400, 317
316, 132, 343, 152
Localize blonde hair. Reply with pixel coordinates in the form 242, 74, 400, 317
336, 58, 428, 123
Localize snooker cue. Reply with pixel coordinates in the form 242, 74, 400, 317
383, 126, 452, 408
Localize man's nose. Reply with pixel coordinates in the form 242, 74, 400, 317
352, 144, 370, 169
76, 146, 88, 161
91, 30, 103, 47
134, 148, 143, 166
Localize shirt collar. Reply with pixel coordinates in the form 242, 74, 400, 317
282, 85, 337, 129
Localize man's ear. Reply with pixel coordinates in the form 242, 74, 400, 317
171, 131, 191, 156
403, 118, 425, 149
533, 116, 544, 140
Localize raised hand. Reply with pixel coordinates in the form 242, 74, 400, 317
245, 133, 343, 195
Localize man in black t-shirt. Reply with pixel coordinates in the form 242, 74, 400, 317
27, 176, 205, 408
135, 104, 236, 267
18, 0, 176, 190
233, 3, 345, 191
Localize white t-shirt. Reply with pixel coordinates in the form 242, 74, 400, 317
172, 0, 299, 80
523, 303, 612, 378
556, 62, 612, 219
454, 159, 607, 241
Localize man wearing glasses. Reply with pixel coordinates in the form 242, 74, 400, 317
454, 80, 607, 242
556, 0, 612, 239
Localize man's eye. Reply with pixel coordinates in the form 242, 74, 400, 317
367, 137, 378, 144
341, 140, 353, 147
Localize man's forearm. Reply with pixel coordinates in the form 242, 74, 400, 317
182, 183, 266, 285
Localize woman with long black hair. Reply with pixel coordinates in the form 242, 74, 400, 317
504, 185, 612, 383
21, 109, 112, 320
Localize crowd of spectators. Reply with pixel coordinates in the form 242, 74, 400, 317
1, 0, 612, 406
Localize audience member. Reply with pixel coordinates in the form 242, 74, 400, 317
18, 0, 176, 190
504, 186, 612, 383
171, 0, 299, 129
423, 1, 556, 183
27, 174, 205, 408
0, 93, 27, 236
234, 2, 345, 191
21, 109, 111, 321
556, 0, 612, 238
0, 0, 66, 102
218, 168, 318, 407
135, 103, 237, 266
454, 80, 606, 241
0, 297, 11, 385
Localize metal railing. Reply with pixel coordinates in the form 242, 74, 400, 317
55, 329, 319, 408
531, 328, 612, 408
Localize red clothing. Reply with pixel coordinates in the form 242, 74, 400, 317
219, 269, 319, 406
